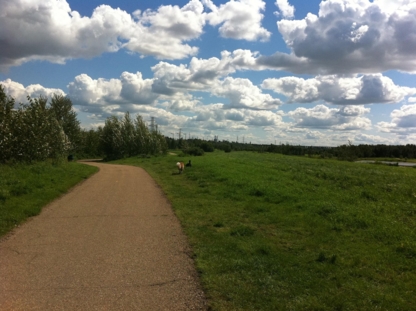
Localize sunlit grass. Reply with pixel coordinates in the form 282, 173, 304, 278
115, 151, 416, 310
0, 161, 98, 237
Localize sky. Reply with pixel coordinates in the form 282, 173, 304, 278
1, 0, 416, 146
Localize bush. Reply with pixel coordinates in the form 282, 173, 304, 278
200, 142, 214, 152
183, 147, 204, 156
223, 144, 232, 153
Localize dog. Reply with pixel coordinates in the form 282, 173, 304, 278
176, 162, 185, 174
185, 160, 192, 167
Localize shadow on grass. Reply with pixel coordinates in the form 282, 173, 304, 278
77, 159, 104, 163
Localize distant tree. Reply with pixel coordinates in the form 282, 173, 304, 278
99, 112, 167, 160
79, 128, 102, 158
200, 141, 214, 152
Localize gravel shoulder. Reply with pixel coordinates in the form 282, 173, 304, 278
0, 161, 207, 311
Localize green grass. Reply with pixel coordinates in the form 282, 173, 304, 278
0, 161, 98, 237
114, 151, 416, 311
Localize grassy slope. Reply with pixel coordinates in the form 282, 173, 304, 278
0, 161, 98, 237
115, 152, 416, 311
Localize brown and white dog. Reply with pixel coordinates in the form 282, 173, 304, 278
176, 162, 185, 174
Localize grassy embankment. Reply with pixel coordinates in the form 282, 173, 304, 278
0, 161, 98, 237
114, 151, 416, 311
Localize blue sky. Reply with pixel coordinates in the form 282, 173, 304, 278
1, 0, 416, 145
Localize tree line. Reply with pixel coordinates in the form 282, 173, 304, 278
0, 85, 167, 164
167, 137, 416, 161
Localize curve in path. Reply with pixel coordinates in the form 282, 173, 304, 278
0, 161, 206, 311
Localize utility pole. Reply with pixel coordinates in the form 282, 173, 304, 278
170, 132, 175, 139
177, 128, 182, 140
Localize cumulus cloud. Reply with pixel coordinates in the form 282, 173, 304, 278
354, 133, 391, 144
246, 110, 283, 126
0, 0, 203, 69
120, 72, 158, 105
0, 1, 136, 70
203, 0, 271, 41
127, 0, 205, 59
165, 94, 200, 111
184, 104, 283, 134
288, 104, 371, 130
305, 130, 324, 140
67, 74, 123, 107
260, 0, 416, 74
66, 72, 161, 118
274, 0, 295, 19
0, 79, 65, 104
0, 0, 274, 70
262, 74, 416, 105
377, 104, 416, 136
212, 77, 282, 109
151, 50, 262, 93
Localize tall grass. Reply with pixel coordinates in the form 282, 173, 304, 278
0, 161, 98, 236
114, 151, 416, 311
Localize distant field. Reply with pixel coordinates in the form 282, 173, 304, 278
115, 151, 416, 311
0, 161, 98, 237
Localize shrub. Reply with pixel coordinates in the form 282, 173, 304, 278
200, 142, 214, 152
183, 147, 204, 156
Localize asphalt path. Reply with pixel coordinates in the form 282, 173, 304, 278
0, 161, 206, 310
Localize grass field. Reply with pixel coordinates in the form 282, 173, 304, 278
114, 151, 416, 311
0, 161, 98, 237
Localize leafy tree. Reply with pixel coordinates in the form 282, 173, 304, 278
50, 94, 81, 154
79, 128, 102, 158
0, 85, 16, 163
99, 112, 168, 160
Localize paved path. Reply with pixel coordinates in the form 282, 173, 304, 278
0, 161, 206, 310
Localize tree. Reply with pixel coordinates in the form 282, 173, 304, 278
0, 85, 16, 163
50, 94, 81, 154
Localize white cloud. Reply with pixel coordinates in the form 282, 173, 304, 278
378, 104, 416, 137
67, 72, 160, 117
246, 110, 283, 126
120, 72, 158, 105
0, 0, 206, 70
354, 133, 392, 144
0, 0, 274, 70
151, 50, 262, 93
288, 104, 371, 130
67, 74, 123, 107
165, 94, 200, 112
262, 74, 416, 105
274, 0, 295, 19
0, 79, 65, 104
259, 0, 416, 74
203, 0, 271, 41
127, 0, 206, 59
305, 130, 324, 140
212, 77, 282, 109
